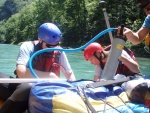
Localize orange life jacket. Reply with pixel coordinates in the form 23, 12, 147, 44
32, 41, 61, 77
145, 33, 150, 47
104, 45, 137, 76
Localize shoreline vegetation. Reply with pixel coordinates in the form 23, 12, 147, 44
17, 42, 150, 58
0, 0, 147, 52
1, 42, 149, 58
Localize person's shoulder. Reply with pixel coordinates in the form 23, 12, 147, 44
55, 46, 64, 53
122, 49, 128, 54
59, 51, 65, 56
142, 15, 150, 29
55, 45, 63, 49
147, 15, 150, 18
95, 65, 101, 69
21, 41, 33, 45
122, 49, 133, 59
20, 41, 34, 50
145, 15, 150, 21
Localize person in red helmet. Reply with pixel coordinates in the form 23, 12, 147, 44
84, 42, 140, 81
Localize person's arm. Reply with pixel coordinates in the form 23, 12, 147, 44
124, 27, 149, 45
94, 75, 100, 81
59, 52, 76, 81
94, 66, 102, 81
16, 64, 59, 78
123, 15, 150, 44
60, 66, 76, 81
119, 50, 140, 73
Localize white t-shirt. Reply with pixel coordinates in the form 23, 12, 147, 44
16, 41, 72, 74
94, 50, 133, 76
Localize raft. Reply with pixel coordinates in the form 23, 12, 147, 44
28, 76, 150, 113
27, 28, 150, 112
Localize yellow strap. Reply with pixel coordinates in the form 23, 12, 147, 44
0, 99, 4, 108
145, 33, 150, 46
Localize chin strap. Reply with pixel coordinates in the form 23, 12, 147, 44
93, 51, 106, 69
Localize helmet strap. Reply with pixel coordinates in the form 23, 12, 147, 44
39, 42, 43, 50
93, 51, 106, 69
40, 40, 45, 48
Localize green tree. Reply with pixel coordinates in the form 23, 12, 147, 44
0, 20, 6, 43
0, 0, 148, 56
61, 0, 88, 47
5, 2, 37, 44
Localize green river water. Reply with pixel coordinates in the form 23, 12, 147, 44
0, 44, 150, 80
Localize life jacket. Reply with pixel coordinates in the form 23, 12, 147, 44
103, 45, 137, 76
145, 33, 150, 48
144, 33, 150, 53
32, 41, 61, 77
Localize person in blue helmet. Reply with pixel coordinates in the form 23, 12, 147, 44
15, 22, 75, 80
0, 23, 76, 113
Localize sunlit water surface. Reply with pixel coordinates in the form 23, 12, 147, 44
0, 44, 149, 80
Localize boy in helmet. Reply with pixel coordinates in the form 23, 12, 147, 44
0, 23, 76, 113
119, 0, 150, 45
84, 42, 140, 81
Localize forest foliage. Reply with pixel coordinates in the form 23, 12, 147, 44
0, 0, 148, 56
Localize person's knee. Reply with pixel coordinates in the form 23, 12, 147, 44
9, 83, 33, 101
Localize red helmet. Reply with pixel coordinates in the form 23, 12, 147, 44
84, 42, 104, 60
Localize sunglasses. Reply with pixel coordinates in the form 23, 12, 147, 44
144, 7, 150, 11
43, 41, 58, 48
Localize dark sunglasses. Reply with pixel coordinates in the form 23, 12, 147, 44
144, 7, 150, 11
43, 41, 58, 48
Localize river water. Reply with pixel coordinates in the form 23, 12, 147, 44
0, 44, 149, 80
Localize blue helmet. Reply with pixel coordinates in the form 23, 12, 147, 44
38, 23, 62, 45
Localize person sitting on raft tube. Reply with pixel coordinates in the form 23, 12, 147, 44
118, 0, 150, 45
0, 23, 76, 113
84, 42, 140, 81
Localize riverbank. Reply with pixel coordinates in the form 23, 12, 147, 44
131, 47, 150, 58
1, 42, 150, 58
135, 53, 150, 58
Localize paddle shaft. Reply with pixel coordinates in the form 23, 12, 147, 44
100, 0, 113, 43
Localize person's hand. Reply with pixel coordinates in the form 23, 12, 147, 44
49, 72, 59, 78
123, 27, 132, 36
117, 26, 132, 36
117, 25, 125, 36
